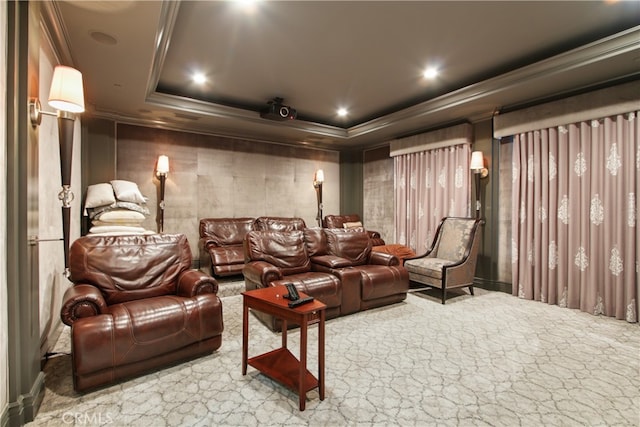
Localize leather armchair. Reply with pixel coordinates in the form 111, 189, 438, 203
61, 233, 224, 392
306, 228, 408, 314
243, 229, 342, 330
199, 217, 255, 277
322, 214, 385, 246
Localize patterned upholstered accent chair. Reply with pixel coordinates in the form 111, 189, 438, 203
403, 217, 482, 304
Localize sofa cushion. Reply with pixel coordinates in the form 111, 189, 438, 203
434, 218, 475, 262
404, 257, 455, 279
324, 229, 372, 266
73, 293, 223, 375
245, 230, 311, 275
69, 234, 192, 305
199, 217, 255, 246
253, 216, 306, 232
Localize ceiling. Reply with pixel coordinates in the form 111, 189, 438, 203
51, 0, 640, 150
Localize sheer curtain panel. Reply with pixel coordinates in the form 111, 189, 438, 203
511, 111, 639, 322
394, 144, 472, 253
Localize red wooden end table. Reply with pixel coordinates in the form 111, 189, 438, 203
242, 285, 326, 411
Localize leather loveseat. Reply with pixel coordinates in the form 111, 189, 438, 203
243, 228, 408, 331
60, 233, 224, 392
199, 216, 306, 277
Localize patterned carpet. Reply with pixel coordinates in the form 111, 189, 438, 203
28, 284, 639, 426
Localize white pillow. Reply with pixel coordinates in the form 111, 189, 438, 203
84, 183, 116, 208
110, 180, 147, 204
343, 221, 363, 229
94, 209, 146, 223
89, 225, 148, 234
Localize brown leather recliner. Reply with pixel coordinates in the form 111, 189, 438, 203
60, 233, 224, 392
199, 217, 255, 277
322, 214, 386, 246
199, 216, 307, 277
243, 229, 342, 330
305, 228, 408, 314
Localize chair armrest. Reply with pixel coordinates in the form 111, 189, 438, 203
177, 269, 219, 297
60, 284, 108, 327
198, 237, 220, 252
243, 261, 283, 286
367, 230, 381, 239
369, 251, 400, 266
310, 255, 352, 269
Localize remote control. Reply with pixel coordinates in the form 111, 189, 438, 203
285, 283, 300, 301
288, 296, 314, 308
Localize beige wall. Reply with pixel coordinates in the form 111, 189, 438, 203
0, 0, 8, 417
110, 124, 340, 259
363, 146, 395, 243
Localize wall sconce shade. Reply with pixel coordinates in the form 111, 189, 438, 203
470, 151, 484, 171
314, 169, 324, 184
48, 65, 85, 113
470, 151, 489, 219
156, 155, 170, 175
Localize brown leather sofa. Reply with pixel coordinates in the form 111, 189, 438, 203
60, 233, 224, 392
323, 214, 386, 246
243, 228, 408, 331
199, 216, 306, 277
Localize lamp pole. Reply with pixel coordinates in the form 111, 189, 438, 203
313, 169, 324, 227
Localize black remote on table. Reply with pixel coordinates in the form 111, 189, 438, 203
288, 296, 314, 308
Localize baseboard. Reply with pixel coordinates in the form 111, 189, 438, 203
473, 277, 512, 294
5, 371, 45, 426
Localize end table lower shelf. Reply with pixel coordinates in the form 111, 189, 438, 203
248, 348, 318, 394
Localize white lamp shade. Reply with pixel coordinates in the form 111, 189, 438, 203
470, 151, 484, 171
48, 65, 85, 113
157, 155, 170, 174
314, 169, 324, 183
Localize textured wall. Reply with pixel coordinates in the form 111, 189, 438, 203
0, 0, 8, 414
115, 124, 340, 258
363, 146, 395, 243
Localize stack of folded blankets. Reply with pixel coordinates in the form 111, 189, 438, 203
84, 180, 154, 236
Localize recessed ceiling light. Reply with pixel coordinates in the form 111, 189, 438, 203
192, 72, 207, 84
337, 107, 348, 117
423, 66, 439, 79
89, 30, 117, 45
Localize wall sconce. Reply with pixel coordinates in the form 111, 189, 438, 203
156, 155, 170, 233
29, 65, 85, 278
470, 151, 489, 219
313, 169, 324, 227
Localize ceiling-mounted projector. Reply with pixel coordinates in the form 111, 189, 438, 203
260, 97, 297, 121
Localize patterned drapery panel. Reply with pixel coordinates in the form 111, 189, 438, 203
394, 144, 471, 253
511, 111, 639, 322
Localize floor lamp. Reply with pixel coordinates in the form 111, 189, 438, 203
156, 155, 169, 233
29, 65, 85, 278
470, 151, 488, 219
313, 169, 324, 227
